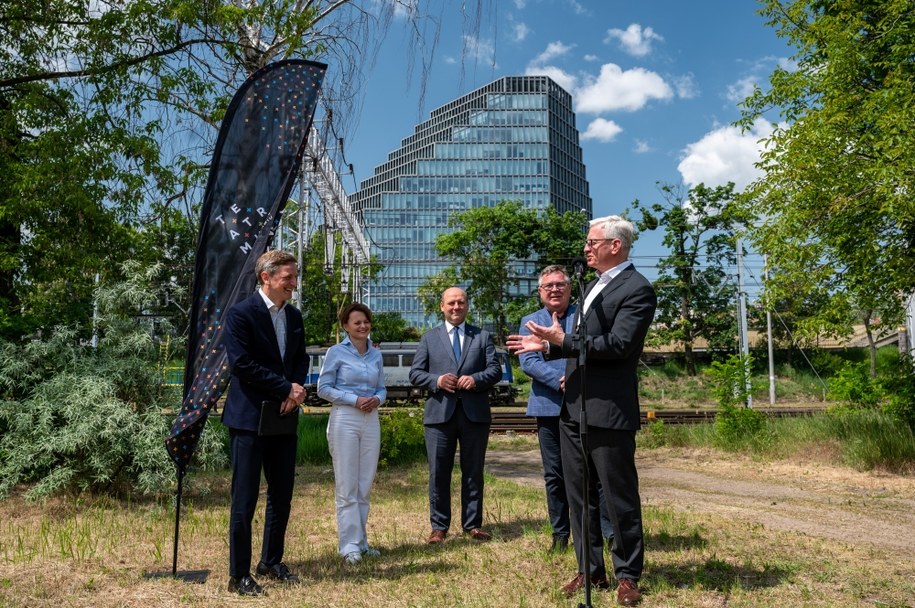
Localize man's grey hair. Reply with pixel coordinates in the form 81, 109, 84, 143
590, 215, 634, 253
538, 264, 570, 286
255, 250, 297, 283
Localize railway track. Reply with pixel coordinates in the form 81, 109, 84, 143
489, 406, 823, 434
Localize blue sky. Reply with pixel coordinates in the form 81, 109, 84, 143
342, 0, 794, 292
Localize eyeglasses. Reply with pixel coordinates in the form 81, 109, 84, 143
538, 281, 569, 291
584, 238, 612, 249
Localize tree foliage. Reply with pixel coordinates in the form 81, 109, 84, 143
1, 0, 490, 340
739, 0, 915, 341
0, 262, 227, 500
629, 183, 751, 374
370, 311, 420, 343
419, 201, 587, 343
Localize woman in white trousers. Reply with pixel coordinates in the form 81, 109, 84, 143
317, 303, 386, 564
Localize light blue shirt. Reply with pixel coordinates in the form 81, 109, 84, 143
519, 304, 577, 417
317, 337, 387, 407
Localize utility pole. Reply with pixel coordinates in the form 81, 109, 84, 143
736, 237, 752, 408
764, 255, 775, 404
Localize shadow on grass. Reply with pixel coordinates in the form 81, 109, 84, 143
646, 528, 708, 552
486, 516, 555, 542
289, 542, 461, 583
648, 556, 791, 592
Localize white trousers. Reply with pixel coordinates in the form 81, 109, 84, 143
327, 405, 380, 556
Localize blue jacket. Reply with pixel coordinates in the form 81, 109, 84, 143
519, 304, 577, 417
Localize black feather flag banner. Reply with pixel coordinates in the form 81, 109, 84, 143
165, 59, 327, 473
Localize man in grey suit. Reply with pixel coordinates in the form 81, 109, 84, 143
507, 216, 656, 606
409, 287, 502, 544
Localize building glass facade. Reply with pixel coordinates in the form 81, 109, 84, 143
351, 76, 592, 328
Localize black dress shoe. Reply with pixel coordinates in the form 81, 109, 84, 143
255, 561, 300, 584
550, 535, 569, 553
228, 574, 266, 596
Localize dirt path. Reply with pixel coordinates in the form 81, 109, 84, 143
484, 446, 915, 556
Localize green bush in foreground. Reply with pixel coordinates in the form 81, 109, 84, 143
0, 264, 228, 501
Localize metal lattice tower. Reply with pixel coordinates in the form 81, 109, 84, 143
277, 123, 371, 306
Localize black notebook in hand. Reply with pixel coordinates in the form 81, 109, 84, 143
258, 400, 299, 436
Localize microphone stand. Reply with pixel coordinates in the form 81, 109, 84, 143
573, 266, 593, 608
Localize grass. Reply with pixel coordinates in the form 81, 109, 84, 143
640, 409, 915, 474
1, 431, 914, 607
638, 360, 830, 409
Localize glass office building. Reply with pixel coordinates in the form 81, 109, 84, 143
351, 75, 592, 328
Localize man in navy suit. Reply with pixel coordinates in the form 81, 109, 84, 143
507, 216, 656, 606
223, 250, 308, 596
409, 287, 502, 544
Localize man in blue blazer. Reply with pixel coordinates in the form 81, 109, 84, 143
223, 250, 308, 596
519, 264, 615, 554
409, 287, 502, 544
507, 216, 656, 606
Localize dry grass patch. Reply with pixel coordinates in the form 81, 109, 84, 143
1, 446, 914, 607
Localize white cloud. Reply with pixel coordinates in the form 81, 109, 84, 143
525, 65, 577, 94
672, 73, 699, 99
634, 139, 652, 154
512, 22, 531, 43
462, 34, 496, 66
605, 24, 663, 57
567, 0, 588, 16
514, 0, 526, 8
726, 75, 759, 104
531, 41, 574, 65
581, 118, 623, 142
583, 54, 599, 62
575, 63, 673, 113
377, 0, 416, 19
677, 118, 777, 191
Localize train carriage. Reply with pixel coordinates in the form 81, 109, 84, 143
304, 341, 516, 406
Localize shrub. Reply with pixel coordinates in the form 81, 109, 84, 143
297, 412, 330, 465
378, 408, 426, 466
638, 419, 671, 449
714, 402, 768, 450
706, 354, 767, 449
0, 329, 227, 500
827, 362, 881, 408
878, 354, 915, 431
0, 264, 227, 500
295, 408, 427, 467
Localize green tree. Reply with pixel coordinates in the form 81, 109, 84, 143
1, 0, 492, 340
370, 311, 420, 343
419, 201, 587, 343
629, 183, 751, 375
738, 1, 915, 346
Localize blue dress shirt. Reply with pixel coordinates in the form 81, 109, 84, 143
317, 337, 387, 407
518, 304, 577, 417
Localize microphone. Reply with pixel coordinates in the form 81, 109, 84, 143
572, 256, 587, 279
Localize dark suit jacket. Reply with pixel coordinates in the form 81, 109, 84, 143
409, 323, 502, 425
548, 264, 656, 430
222, 292, 309, 431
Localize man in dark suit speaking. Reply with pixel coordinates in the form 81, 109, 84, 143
222, 249, 308, 596
409, 287, 502, 544
507, 216, 656, 606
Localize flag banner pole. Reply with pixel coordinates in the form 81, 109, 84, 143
147, 59, 327, 582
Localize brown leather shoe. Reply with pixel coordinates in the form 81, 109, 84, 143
427, 529, 447, 544
560, 573, 610, 597
465, 528, 491, 541
616, 578, 642, 606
